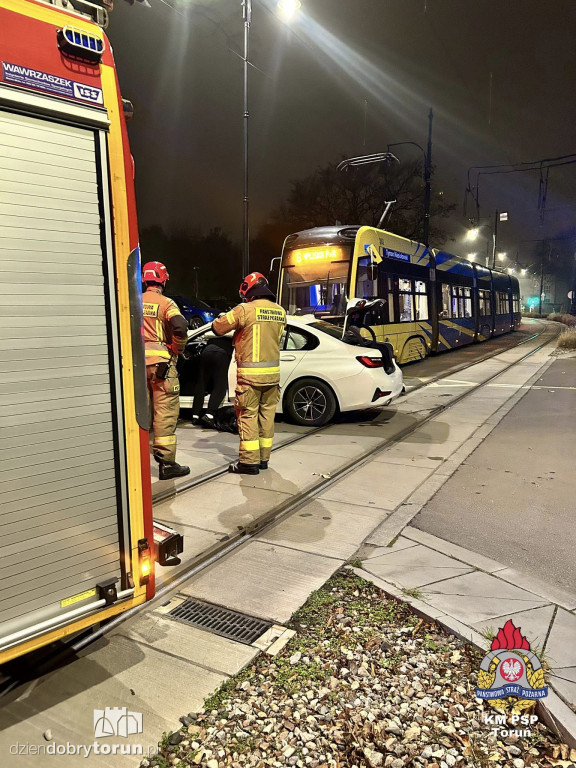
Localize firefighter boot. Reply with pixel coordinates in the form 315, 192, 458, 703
228, 461, 259, 475
259, 461, 269, 470
159, 460, 191, 480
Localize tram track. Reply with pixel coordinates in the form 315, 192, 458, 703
152, 320, 547, 505
149, 320, 557, 596
0, 320, 558, 693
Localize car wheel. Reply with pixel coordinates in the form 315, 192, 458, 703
284, 378, 337, 426
189, 315, 205, 329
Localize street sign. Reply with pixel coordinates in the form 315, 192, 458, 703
499, 212, 509, 221
568, 291, 574, 300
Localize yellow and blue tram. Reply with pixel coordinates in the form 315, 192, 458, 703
278, 225, 521, 364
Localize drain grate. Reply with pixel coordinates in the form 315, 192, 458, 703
168, 599, 272, 645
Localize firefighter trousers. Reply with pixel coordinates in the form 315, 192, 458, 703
147, 361, 180, 463
235, 383, 280, 465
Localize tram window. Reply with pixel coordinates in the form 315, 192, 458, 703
513, 295, 520, 312
479, 289, 491, 315
451, 285, 461, 317
451, 288, 459, 317
399, 279, 414, 322
414, 280, 428, 320
449, 285, 472, 318
497, 291, 509, 314
463, 287, 472, 317
441, 284, 452, 318
356, 257, 379, 299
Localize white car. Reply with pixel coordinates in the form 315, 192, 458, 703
178, 315, 404, 426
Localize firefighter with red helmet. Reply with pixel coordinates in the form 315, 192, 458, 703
142, 261, 190, 480
212, 272, 286, 474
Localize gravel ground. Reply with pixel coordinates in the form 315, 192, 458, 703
144, 570, 574, 768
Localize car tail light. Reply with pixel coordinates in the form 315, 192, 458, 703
356, 355, 384, 368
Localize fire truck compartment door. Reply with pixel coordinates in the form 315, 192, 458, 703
0, 109, 129, 650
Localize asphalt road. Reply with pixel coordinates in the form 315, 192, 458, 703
412, 355, 576, 592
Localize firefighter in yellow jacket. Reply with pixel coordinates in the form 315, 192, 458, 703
142, 261, 190, 480
212, 272, 286, 474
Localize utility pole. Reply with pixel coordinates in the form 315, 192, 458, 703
571, 249, 576, 316
491, 209, 498, 268
423, 107, 433, 247
539, 256, 544, 316
539, 244, 551, 315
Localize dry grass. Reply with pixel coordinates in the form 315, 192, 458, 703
557, 328, 576, 350
548, 312, 576, 327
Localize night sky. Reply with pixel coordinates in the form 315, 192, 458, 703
107, 0, 576, 261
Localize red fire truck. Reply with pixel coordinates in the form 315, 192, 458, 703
0, 0, 155, 663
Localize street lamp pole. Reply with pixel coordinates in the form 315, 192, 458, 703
242, 0, 251, 278
423, 107, 433, 248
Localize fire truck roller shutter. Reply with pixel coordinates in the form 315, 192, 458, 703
0, 109, 129, 648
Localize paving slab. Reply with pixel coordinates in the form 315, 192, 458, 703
545, 608, 576, 668
402, 526, 506, 573
495, 568, 576, 612
421, 418, 481, 443
0, 635, 225, 768
367, 504, 423, 547
549, 668, 576, 709
319, 461, 433, 510
361, 537, 419, 557
181, 540, 341, 624
153, 481, 292, 535
316, 410, 421, 441
361, 542, 473, 590
422, 571, 549, 625
281, 433, 383, 459
257, 498, 389, 560
217, 450, 346, 495
471, 604, 556, 649
374, 437, 464, 469
114, 612, 258, 676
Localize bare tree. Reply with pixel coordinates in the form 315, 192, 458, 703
267, 158, 455, 246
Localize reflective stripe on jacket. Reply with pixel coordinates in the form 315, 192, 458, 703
143, 288, 186, 365
212, 299, 286, 385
